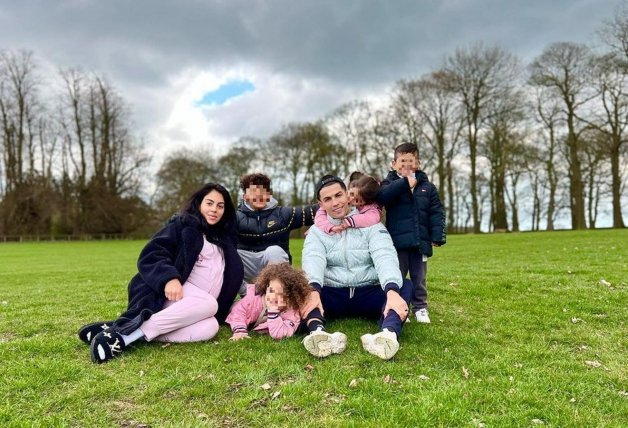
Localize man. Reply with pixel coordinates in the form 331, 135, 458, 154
236, 173, 318, 290
300, 175, 411, 360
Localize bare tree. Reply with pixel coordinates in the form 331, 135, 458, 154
267, 122, 341, 205
392, 71, 464, 232
443, 43, 519, 232
218, 137, 263, 204
482, 78, 526, 231
153, 149, 219, 218
57, 69, 149, 233
0, 50, 39, 192
593, 0, 628, 227
530, 87, 564, 230
529, 42, 595, 230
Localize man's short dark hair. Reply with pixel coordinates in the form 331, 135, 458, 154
394, 143, 419, 160
315, 174, 346, 200
240, 173, 272, 193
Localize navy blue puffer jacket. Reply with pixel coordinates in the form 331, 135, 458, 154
377, 170, 446, 256
236, 198, 318, 260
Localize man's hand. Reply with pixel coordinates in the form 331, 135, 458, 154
300, 289, 324, 318
383, 290, 409, 321
164, 279, 183, 301
229, 333, 251, 341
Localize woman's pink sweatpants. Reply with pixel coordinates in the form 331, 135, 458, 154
139, 282, 219, 343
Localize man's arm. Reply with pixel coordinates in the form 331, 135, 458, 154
366, 225, 403, 289
302, 229, 328, 286
300, 229, 328, 317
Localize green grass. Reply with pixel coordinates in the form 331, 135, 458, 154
0, 230, 626, 427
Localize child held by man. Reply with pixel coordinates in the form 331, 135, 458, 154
377, 143, 446, 324
226, 263, 312, 340
314, 173, 382, 234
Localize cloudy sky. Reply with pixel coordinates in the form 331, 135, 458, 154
0, 0, 622, 163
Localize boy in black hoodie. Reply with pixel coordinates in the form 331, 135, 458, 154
377, 143, 446, 323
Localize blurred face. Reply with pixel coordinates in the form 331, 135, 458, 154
348, 186, 365, 209
318, 183, 350, 219
265, 279, 287, 311
392, 152, 420, 177
244, 184, 271, 211
200, 190, 225, 225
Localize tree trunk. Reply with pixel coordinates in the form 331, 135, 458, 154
610, 141, 626, 228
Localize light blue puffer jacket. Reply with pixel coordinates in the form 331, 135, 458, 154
302, 210, 403, 289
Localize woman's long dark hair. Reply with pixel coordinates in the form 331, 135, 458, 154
179, 183, 237, 244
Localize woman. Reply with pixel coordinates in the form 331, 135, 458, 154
78, 183, 244, 363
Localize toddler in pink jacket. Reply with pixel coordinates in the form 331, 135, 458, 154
226, 263, 312, 340
314, 173, 381, 234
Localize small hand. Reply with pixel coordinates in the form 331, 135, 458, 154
330, 224, 347, 234
164, 279, 183, 301
229, 333, 251, 341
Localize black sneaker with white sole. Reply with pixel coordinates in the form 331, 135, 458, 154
90, 328, 126, 364
78, 321, 114, 344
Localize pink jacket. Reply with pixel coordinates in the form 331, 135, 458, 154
225, 284, 301, 340
314, 203, 382, 234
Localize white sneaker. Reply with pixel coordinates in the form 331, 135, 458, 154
303, 330, 347, 358
361, 330, 399, 360
329, 332, 347, 354
415, 308, 431, 324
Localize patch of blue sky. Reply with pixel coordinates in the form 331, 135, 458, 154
196, 80, 255, 106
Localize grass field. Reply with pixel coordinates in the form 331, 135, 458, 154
0, 229, 626, 427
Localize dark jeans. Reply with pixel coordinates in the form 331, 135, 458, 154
304, 279, 412, 337
397, 248, 428, 311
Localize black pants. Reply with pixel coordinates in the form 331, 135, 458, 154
304, 279, 412, 337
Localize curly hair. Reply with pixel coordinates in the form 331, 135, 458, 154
240, 173, 272, 193
254, 263, 312, 311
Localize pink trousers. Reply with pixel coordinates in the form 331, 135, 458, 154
140, 282, 220, 343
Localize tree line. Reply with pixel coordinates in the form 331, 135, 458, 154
2, 5, 627, 237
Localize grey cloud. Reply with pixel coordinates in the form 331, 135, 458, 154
0, 0, 622, 151
2, 0, 620, 87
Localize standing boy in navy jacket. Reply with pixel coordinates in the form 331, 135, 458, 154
377, 143, 446, 323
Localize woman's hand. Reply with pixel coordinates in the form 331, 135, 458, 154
229, 333, 250, 341
164, 279, 184, 301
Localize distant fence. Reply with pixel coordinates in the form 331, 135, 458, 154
0, 233, 151, 243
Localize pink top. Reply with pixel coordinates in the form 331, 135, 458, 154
226, 284, 301, 340
314, 203, 382, 234
185, 238, 225, 299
